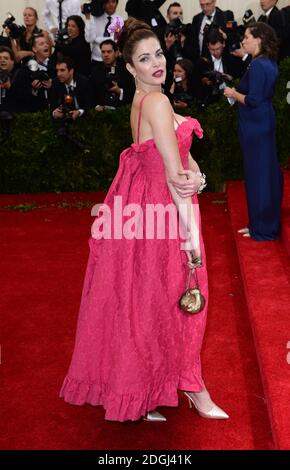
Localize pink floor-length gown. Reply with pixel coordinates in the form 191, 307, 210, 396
60, 95, 208, 421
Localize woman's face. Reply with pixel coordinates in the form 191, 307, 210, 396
174, 63, 186, 81
67, 20, 79, 39
242, 29, 261, 56
128, 37, 166, 89
23, 8, 37, 27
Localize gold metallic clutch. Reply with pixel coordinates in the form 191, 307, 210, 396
179, 268, 205, 315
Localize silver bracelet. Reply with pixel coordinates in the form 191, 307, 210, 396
196, 171, 207, 194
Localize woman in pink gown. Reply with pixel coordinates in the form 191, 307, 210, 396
60, 18, 229, 422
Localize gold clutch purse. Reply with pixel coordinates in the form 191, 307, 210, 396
179, 267, 205, 315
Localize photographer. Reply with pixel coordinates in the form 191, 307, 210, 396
43, 0, 81, 36
125, 0, 167, 29
258, 0, 287, 58
168, 59, 195, 109
6, 8, 51, 63
164, 3, 190, 62
195, 28, 241, 106
0, 46, 19, 116
50, 56, 90, 120
54, 15, 91, 77
90, 39, 134, 110
12, 34, 55, 112
83, 0, 122, 66
184, 0, 234, 63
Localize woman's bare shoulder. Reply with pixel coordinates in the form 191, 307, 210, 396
142, 92, 172, 119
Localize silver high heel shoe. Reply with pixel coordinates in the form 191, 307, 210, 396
237, 227, 249, 234
184, 392, 229, 420
143, 411, 167, 422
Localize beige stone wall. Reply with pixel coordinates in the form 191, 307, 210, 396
0, 1, 288, 30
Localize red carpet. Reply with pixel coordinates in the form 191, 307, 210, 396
227, 178, 290, 450
0, 191, 273, 450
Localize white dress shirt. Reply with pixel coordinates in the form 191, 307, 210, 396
85, 13, 122, 62
265, 7, 275, 18
199, 9, 216, 53
211, 56, 224, 74
43, 0, 81, 32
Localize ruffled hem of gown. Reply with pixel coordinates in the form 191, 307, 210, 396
60, 374, 204, 422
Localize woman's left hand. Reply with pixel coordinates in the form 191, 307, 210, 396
224, 87, 236, 99
171, 170, 201, 198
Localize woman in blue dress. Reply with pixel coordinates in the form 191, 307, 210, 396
224, 22, 283, 241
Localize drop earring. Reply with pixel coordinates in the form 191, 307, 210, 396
134, 75, 140, 94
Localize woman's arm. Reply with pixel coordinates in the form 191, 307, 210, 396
188, 152, 200, 173
224, 60, 267, 107
144, 93, 202, 261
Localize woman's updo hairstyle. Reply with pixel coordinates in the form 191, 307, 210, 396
118, 17, 158, 65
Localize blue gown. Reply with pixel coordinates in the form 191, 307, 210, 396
237, 56, 283, 241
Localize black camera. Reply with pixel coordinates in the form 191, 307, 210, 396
166, 18, 187, 37
27, 59, 50, 82
104, 66, 119, 106
55, 28, 70, 46
2, 13, 26, 40
204, 70, 232, 86
225, 21, 245, 52
82, 0, 105, 17
203, 70, 233, 101
0, 67, 10, 84
243, 9, 256, 26
172, 76, 192, 105
225, 10, 256, 53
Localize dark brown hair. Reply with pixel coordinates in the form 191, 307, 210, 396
174, 58, 194, 80
118, 17, 158, 65
0, 46, 15, 61
247, 22, 279, 61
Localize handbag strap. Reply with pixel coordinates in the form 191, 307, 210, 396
186, 268, 200, 290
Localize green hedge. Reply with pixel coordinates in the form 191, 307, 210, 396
1, 59, 289, 194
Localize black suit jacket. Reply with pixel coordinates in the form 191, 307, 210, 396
281, 6, 290, 57
184, 7, 234, 62
11, 57, 56, 113
194, 51, 244, 101
90, 58, 134, 107
258, 6, 285, 42
49, 73, 90, 112
125, 0, 167, 28
0, 65, 21, 113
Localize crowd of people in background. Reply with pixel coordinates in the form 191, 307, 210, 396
0, 0, 289, 121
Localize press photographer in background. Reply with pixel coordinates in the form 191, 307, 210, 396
0, 46, 20, 118
258, 0, 285, 53
90, 39, 134, 111
125, 0, 167, 29
54, 15, 91, 77
83, 0, 122, 68
195, 28, 245, 107
50, 56, 90, 121
168, 58, 195, 109
12, 34, 56, 112
43, 0, 81, 37
5, 8, 51, 64
226, 9, 255, 68
163, 3, 190, 64
184, 0, 234, 63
